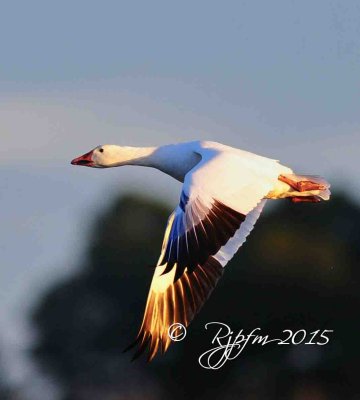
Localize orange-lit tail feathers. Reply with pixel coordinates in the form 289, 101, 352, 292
278, 174, 331, 202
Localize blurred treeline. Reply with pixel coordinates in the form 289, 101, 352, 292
26, 192, 360, 399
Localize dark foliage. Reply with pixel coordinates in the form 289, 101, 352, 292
32, 193, 360, 400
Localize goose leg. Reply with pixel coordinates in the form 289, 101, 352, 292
278, 174, 299, 190
278, 175, 327, 192
296, 180, 327, 192
291, 196, 321, 203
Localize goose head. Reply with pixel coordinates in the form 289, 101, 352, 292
71, 145, 129, 168
71, 144, 157, 168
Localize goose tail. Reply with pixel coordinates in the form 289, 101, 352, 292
269, 174, 331, 202
285, 174, 331, 202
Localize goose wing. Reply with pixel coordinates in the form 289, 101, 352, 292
126, 149, 282, 361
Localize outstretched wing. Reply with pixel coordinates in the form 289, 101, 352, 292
126, 148, 283, 361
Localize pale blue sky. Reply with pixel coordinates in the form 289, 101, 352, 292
0, 1, 359, 398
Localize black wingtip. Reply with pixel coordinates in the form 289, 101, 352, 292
123, 335, 141, 353
132, 333, 152, 361
124, 331, 152, 362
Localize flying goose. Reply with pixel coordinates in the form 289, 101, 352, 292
71, 140, 330, 361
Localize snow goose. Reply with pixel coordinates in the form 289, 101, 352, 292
71, 140, 330, 361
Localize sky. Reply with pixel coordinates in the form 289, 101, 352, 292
0, 1, 359, 398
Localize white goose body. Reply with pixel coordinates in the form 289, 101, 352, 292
71, 140, 330, 361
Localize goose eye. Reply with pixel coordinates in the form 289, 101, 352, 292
99, 148, 104, 153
